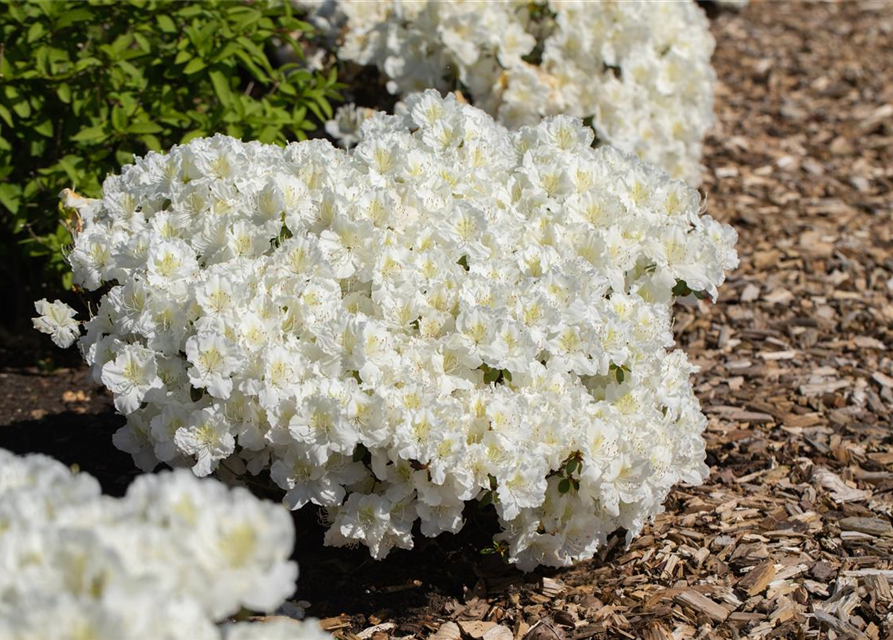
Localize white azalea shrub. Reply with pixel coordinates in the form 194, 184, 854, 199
0, 448, 321, 640
37, 92, 737, 570
304, 0, 715, 184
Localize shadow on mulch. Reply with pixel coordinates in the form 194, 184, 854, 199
0, 411, 137, 497
292, 504, 537, 629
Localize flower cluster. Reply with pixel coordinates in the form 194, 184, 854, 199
39, 92, 737, 569
0, 447, 320, 640
303, 0, 715, 184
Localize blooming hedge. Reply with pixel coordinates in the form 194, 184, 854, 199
0, 447, 323, 640
304, 0, 715, 184
35, 92, 737, 569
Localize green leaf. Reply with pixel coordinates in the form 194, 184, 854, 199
227, 6, 261, 28
180, 129, 206, 144
126, 121, 163, 134
55, 7, 94, 29
156, 14, 177, 33
111, 106, 128, 132
0, 183, 22, 213
54, 156, 82, 184
56, 82, 72, 104
558, 478, 571, 494
132, 32, 151, 53
306, 100, 326, 124
71, 124, 108, 143
257, 125, 280, 144
0, 104, 13, 127
118, 60, 143, 80
147, 135, 164, 152
11, 100, 31, 119
174, 49, 193, 65
183, 58, 207, 75
27, 21, 46, 43
351, 443, 369, 463
116, 149, 134, 166
6, 2, 26, 22
209, 70, 232, 106
211, 41, 240, 64
315, 95, 333, 120
177, 4, 204, 18
672, 280, 692, 297
34, 119, 54, 138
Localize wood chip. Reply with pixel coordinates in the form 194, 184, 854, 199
540, 578, 565, 599
320, 617, 352, 631
672, 591, 730, 623
871, 371, 893, 388
429, 623, 461, 640
481, 626, 513, 640
814, 468, 872, 503
737, 560, 777, 596
813, 610, 870, 640
458, 622, 496, 639
838, 517, 893, 538
358, 623, 397, 640
520, 619, 566, 640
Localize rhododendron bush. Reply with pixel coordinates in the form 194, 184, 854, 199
35, 92, 737, 570
302, 0, 715, 184
0, 448, 323, 640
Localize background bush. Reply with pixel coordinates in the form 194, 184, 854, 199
0, 0, 340, 337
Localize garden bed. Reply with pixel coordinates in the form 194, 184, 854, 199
2, 1, 891, 637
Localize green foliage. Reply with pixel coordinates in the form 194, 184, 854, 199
0, 0, 341, 287
671, 279, 709, 300
608, 361, 630, 385
556, 452, 582, 494
479, 539, 510, 561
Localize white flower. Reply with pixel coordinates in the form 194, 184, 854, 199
185, 332, 243, 399
100, 344, 163, 414
495, 463, 549, 521
271, 451, 366, 510
190, 484, 298, 617
304, 0, 715, 184
325, 103, 377, 148
0, 448, 303, 640
174, 407, 236, 477
32, 299, 80, 348
326, 492, 415, 560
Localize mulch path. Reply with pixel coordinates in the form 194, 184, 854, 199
1, 1, 891, 638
